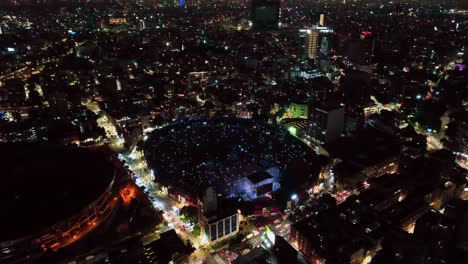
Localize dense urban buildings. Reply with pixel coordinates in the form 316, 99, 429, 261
0, 0, 467, 264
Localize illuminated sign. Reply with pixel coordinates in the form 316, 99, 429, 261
313, 26, 334, 33
301, 27, 334, 34
109, 18, 127, 25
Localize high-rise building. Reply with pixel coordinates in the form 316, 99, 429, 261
197, 188, 239, 243
306, 29, 319, 59
307, 105, 344, 144
319, 13, 325, 26
305, 26, 334, 60
251, 0, 280, 32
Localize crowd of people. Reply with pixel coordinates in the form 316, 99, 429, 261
144, 117, 309, 196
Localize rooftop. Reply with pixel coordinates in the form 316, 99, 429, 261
321, 127, 401, 167
144, 229, 193, 264
293, 210, 371, 262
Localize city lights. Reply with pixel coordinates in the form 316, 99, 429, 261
1, 1, 467, 263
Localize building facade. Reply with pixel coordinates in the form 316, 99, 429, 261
200, 213, 239, 243
197, 188, 240, 243
308, 106, 344, 144
305, 26, 334, 60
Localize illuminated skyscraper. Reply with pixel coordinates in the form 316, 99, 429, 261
252, 0, 280, 32
306, 29, 319, 59
305, 25, 333, 60
319, 13, 325, 26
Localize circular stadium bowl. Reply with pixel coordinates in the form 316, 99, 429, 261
144, 117, 312, 200
0, 144, 119, 263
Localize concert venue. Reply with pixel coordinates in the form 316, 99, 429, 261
144, 117, 315, 202
0, 144, 121, 264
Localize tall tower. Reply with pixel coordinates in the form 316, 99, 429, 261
306, 29, 319, 59
319, 14, 325, 26
305, 24, 334, 60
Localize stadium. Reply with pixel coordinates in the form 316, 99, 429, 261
0, 144, 122, 264
144, 117, 314, 201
